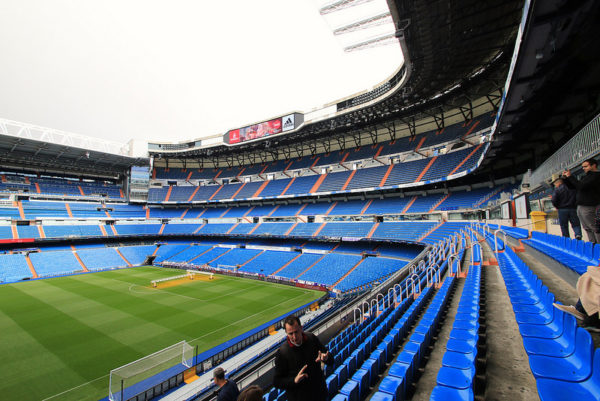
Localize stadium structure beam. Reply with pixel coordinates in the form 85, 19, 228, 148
332, 12, 392, 35
458, 103, 474, 122
319, 0, 375, 15
0, 118, 130, 157
431, 111, 445, 131
336, 136, 347, 151
343, 33, 397, 52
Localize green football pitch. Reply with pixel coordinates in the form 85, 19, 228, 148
0, 266, 324, 401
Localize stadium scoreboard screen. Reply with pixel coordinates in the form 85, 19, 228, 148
129, 165, 151, 202
223, 113, 304, 145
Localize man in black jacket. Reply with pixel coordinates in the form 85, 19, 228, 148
213, 367, 240, 401
551, 177, 582, 239
564, 158, 600, 243
273, 315, 333, 401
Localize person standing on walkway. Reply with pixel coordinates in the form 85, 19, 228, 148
564, 158, 600, 243
551, 177, 582, 239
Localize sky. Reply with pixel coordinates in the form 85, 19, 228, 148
0, 0, 403, 146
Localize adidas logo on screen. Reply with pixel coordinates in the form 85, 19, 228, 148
282, 114, 295, 131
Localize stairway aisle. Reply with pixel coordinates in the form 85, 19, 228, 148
479, 238, 539, 401
410, 255, 469, 401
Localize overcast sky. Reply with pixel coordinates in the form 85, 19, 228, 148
0, 0, 403, 145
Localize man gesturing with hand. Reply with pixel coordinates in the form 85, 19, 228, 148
273, 315, 334, 401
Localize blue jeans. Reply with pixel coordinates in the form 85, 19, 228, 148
558, 208, 582, 238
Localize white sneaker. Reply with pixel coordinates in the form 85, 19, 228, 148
553, 303, 585, 320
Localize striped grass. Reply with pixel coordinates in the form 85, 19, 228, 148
0, 266, 323, 401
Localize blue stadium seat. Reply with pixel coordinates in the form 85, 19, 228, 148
339, 380, 359, 401
370, 392, 394, 401
378, 375, 404, 401
350, 369, 369, 399
536, 348, 600, 401
326, 374, 338, 400
430, 385, 474, 401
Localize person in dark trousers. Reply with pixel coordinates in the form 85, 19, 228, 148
213, 367, 240, 401
564, 158, 600, 243
551, 177, 582, 239
273, 315, 334, 401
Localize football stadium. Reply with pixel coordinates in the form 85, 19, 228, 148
1, 1, 600, 401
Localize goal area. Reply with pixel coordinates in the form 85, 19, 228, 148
109, 340, 194, 401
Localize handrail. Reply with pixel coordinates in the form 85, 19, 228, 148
529, 112, 600, 190
354, 307, 362, 323
449, 253, 461, 276
393, 283, 402, 303
427, 262, 440, 286
409, 273, 421, 295
362, 301, 370, 318
377, 293, 384, 312
409, 263, 416, 275
493, 228, 507, 252
386, 288, 393, 307
404, 276, 415, 299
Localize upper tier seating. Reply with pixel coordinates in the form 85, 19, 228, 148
113, 224, 161, 236
44, 225, 104, 238
149, 144, 487, 203
162, 224, 202, 235
153, 114, 493, 182
0, 173, 123, 199
16, 225, 40, 239
0, 187, 505, 224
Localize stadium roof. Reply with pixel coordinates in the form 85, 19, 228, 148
0, 119, 148, 178
479, 0, 600, 180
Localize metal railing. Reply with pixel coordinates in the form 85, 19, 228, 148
529, 112, 600, 190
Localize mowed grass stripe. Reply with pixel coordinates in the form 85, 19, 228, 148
16, 278, 176, 355
0, 302, 82, 400
0, 267, 322, 401
43, 276, 212, 331
0, 284, 144, 401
